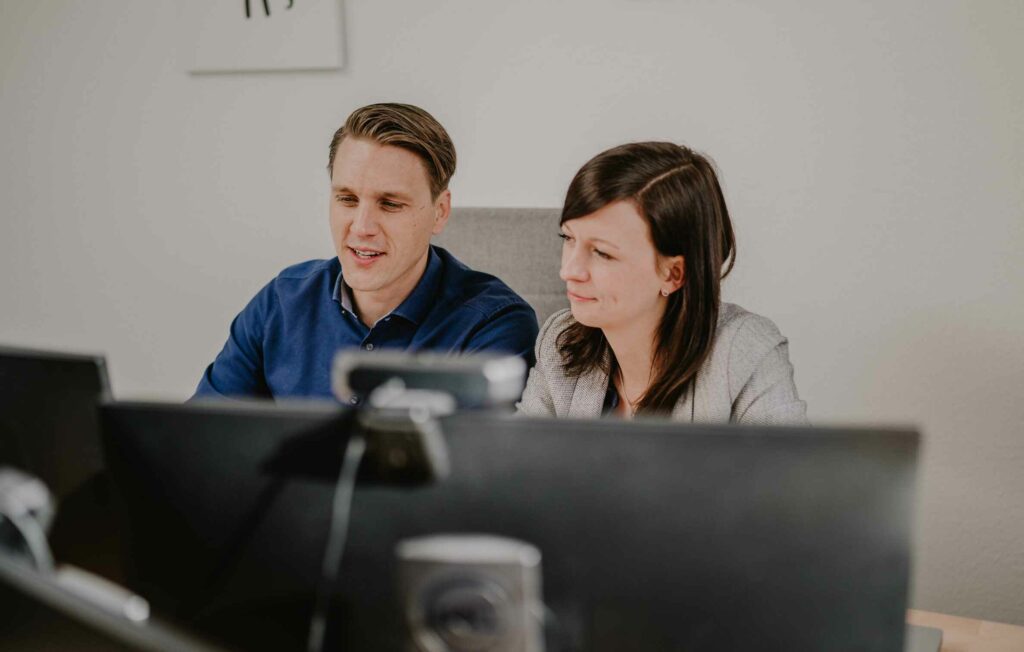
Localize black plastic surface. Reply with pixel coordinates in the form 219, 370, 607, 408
0, 346, 110, 499
102, 401, 918, 651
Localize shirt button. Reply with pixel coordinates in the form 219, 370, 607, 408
350, 396, 359, 405
365, 343, 374, 351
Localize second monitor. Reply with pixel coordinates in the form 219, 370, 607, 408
101, 399, 918, 651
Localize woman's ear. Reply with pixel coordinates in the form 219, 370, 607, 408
660, 255, 685, 295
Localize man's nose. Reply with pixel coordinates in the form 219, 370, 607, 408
350, 205, 379, 237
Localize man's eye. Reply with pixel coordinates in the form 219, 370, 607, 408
381, 200, 403, 211
336, 195, 357, 205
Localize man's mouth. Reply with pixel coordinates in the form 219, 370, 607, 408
349, 246, 384, 259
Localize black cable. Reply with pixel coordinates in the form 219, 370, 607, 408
306, 431, 367, 652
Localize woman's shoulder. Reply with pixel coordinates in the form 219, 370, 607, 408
711, 303, 791, 384
709, 302, 806, 424
536, 309, 574, 351
518, 309, 580, 417
717, 303, 787, 348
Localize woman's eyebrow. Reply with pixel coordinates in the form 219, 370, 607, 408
586, 236, 621, 250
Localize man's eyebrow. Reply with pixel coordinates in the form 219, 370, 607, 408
378, 190, 415, 202
330, 186, 414, 202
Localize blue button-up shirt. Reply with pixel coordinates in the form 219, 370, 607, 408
193, 246, 539, 400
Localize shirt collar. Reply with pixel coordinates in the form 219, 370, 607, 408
331, 246, 442, 326
330, 262, 354, 312
391, 246, 442, 325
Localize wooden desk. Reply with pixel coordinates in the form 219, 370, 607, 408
909, 610, 1024, 652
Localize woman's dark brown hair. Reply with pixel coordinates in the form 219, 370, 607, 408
557, 141, 736, 414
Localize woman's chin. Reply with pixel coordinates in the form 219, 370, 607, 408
569, 305, 602, 328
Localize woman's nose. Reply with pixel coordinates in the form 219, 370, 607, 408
560, 247, 588, 282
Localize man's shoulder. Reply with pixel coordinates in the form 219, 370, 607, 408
259, 258, 338, 298
432, 246, 532, 316
242, 258, 337, 314
275, 258, 338, 282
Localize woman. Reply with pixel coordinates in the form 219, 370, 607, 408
517, 142, 807, 423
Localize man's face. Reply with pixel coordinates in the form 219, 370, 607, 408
329, 137, 450, 304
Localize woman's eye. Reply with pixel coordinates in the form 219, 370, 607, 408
594, 248, 612, 260
558, 232, 573, 243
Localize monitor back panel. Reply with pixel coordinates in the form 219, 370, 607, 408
341, 415, 918, 651
0, 346, 110, 499
101, 400, 349, 650
102, 403, 918, 652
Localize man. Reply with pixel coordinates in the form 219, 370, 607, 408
193, 103, 538, 400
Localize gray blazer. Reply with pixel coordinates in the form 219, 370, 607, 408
517, 303, 808, 424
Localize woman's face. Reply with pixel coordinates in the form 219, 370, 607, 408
559, 201, 681, 332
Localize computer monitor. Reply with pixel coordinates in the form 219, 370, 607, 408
101, 400, 919, 651
0, 553, 223, 651
102, 399, 349, 650
0, 345, 111, 500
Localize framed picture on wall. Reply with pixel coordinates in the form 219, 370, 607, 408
185, 0, 344, 73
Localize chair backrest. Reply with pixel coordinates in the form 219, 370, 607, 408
433, 207, 567, 325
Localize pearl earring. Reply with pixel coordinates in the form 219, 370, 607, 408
661, 289, 670, 297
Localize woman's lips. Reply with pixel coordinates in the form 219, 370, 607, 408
567, 290, 596, 302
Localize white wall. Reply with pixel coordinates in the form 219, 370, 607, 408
2, 0, 1022, 624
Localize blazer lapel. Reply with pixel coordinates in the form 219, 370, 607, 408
670, 372, 702, 422
671, 386, 694, 421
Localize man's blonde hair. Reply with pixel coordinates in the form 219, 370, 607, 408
328, 103, 456, 199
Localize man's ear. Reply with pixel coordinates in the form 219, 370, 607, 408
431, 190, 452, 235
660, 255, 685, 294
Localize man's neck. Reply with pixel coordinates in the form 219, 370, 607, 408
350, 251, 430, 328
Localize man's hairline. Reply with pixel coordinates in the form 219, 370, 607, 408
330, 134, 450, 201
